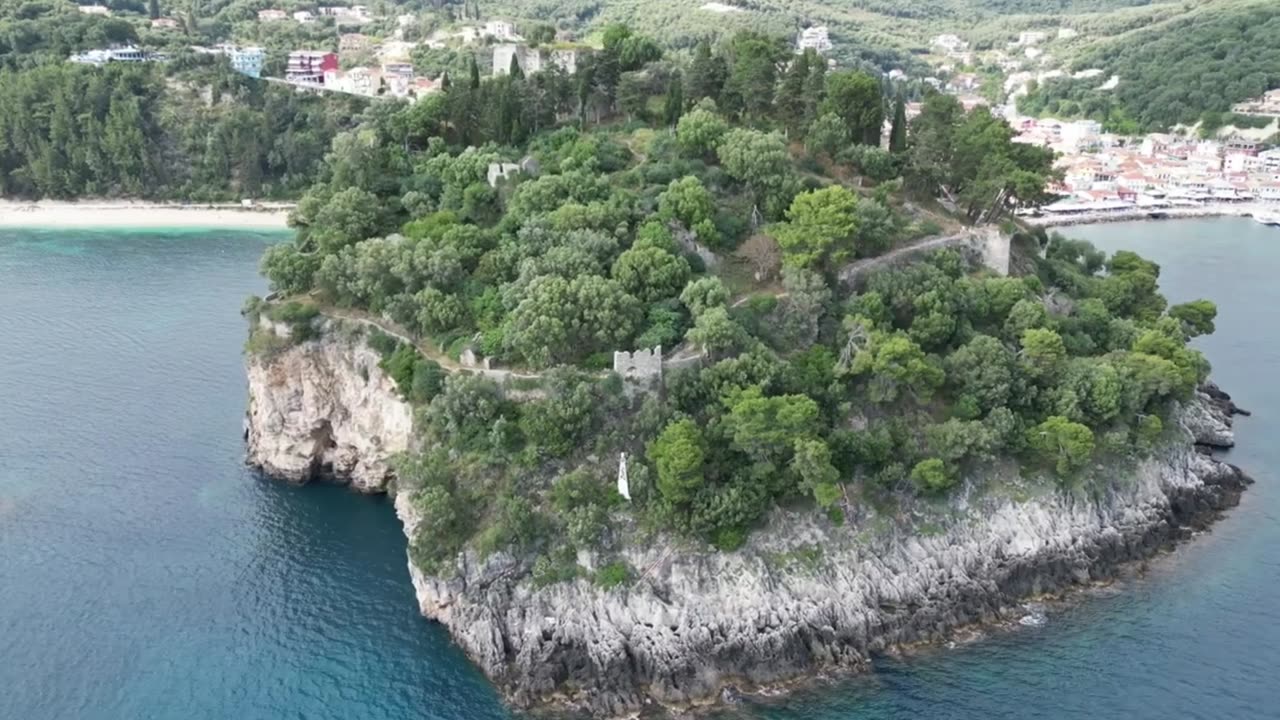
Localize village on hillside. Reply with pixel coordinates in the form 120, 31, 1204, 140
63, 3, 1280, 222
65, 3, 593, 103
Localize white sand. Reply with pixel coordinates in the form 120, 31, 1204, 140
0, 200, 293, 230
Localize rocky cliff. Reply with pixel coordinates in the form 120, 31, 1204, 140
244, 319, 412, 492
244, 327, 1250, 717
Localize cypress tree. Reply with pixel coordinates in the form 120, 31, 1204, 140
149, 0, 160, 20
509, 53, 524, 80
663, 72, 684, 126
440, 70, 451, 92
468, 56, 480, 89
890, 93, 908, 153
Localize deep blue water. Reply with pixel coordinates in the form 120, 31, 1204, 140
1, 218, 1276, 720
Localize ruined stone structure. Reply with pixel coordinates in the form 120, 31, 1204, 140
612, 347, 663, 383
487, 162, 521, 187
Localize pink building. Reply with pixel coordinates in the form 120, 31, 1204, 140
286, 51, 339, 84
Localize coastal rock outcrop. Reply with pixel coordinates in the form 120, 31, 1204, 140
244, 324, 1251, 717
390, 398, 1248, 717
244, 320, 411, 492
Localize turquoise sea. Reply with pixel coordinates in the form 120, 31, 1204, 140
1, 218, 1276, 720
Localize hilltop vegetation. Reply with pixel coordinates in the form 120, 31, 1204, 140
248, 24, 1210, 578
1018, 0, 1279, 131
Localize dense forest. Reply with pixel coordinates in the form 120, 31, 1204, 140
0, 60, 365, 199
1018, 0, 1278, 131
242, 23, 1213, 583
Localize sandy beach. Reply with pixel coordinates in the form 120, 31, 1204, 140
0, 200, 293, 230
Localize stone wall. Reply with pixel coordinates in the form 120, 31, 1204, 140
613, 347, 662, 382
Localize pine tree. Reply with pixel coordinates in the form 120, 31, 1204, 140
777, 50, 810, 136
686, 39, 725, 106
889, 93, 908, 153
663, 72, 684, 126
802, 55, 826, 129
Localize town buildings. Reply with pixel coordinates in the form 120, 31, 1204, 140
1233, 89, 1280, 117
339, 33, 372, 53
796, 26, 832, 54
320, 5, 371, 24
1039, 129, 1280, 216
286, 51, 338, 84
150, 17, 180, 29
257, 9, 287, 22
292, 10, 314, 23
69, 46, 162, 66
229, 46, 266, 78
77, 4, 110, 15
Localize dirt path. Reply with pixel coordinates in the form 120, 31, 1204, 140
324, 308, 544, 381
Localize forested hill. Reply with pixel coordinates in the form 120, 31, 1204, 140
237, 21, 1220, 574
0, 62, 364, 199
1018, 0, 1279, 131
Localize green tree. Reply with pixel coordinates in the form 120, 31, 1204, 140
717, 128, 791, 210
889, 93, 908, 153
724, 31, 786, 121
792, 438, 841, 507
823, 71, 883, 146
910, 458, 954, 494
1020, 327, 1067, 379
680, 276, 730, 316
611, 246, 691, 303
686, 39, 727, 105
686, 306, 749, 356
649, 419, 705, 504
850, 331, 945, 404
676, 100, 729, 158
723, 385, 820, 463
770, 186, 858, 269
1027, 416, 1095, 477
663, 73, 684, 126
1168, 299, 1217, 337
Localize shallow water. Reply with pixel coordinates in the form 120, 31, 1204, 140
1, 219, 1275, 720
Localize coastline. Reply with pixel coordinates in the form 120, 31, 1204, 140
0, 200, 293, 230
1026, 203, 1276, 228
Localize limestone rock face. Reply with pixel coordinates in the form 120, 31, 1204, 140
393, 400, 1248, 718
243, 329, 1249, 717
244, 322, 412, 492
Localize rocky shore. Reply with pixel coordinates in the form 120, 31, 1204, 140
245, 327, 1252, 718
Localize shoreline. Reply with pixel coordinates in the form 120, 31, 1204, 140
0, 200, 293, 230
1025, 203, 1276, 228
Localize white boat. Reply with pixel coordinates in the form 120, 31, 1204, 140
1255, 213, 1280, 227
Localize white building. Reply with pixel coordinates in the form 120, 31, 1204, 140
1057, 28, 1078, 40
1060, 120, 1102, 151
1015, 31, 1048, 46
796, 26, 832, 54
69, 46, 155, 66
292, 10, 314, 23
931, 34, 968, 54
258, 9, 287, 21
483, 20, 519, 41
77, 5, 111, 15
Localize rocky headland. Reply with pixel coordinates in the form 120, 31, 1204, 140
245, 319, 1251, 718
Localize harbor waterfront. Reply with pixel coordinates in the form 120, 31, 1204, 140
1, 218, 1276, 720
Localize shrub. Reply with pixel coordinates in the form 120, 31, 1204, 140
595, 560, 631, 589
